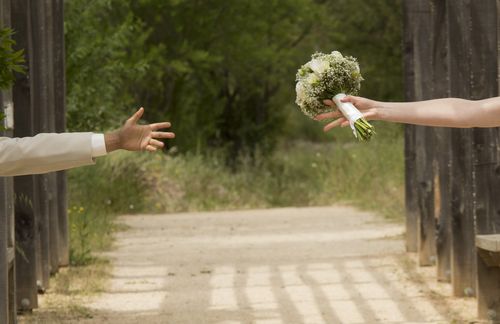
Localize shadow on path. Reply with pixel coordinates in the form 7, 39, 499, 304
84, 206, 453, 324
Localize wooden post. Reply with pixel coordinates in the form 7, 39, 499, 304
402, 0, 418, 253
30, 0, 51, 289
43, 0, 60, 276
412, 0, 437, 267
430, 0, 452, 283
446, 0, 477, 298
469, 0, 500, 319
12, 0, 39, 311
0, 0, 17, 322
0, 171, 10, 321
53, 0, 69, 267
0, 0, 16, 322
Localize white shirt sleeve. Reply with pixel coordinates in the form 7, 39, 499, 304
91, 133, 107, 157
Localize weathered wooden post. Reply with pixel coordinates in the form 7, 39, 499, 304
43, 0, 60, 276
30, 0, 51, 289
402, 0, 418, 254
468, 0, 500, 320
12, 0, 40, 312
445, 0, 477, 298
53, 0, 69, 267
430, 0, 452, 283
411, 0, 437, 267
0, 0, 17, 321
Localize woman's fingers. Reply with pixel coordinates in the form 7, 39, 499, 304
323, 99, 335, 106
340, 95, 359, 103
315, 110, 342, 121
323, 117, 347, 132
363, 111, 377, 120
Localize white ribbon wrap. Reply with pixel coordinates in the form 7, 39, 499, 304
332, 93, 363, 138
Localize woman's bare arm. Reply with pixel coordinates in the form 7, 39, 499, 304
315, 96, 500, 130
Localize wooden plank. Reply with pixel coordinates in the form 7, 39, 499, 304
7, 247, 14, 264
468, 0, 500, 319
30, 0, 51, 289
12, 0, 39, 311
477, 235, 500, 252
53, 0, 69, 267
43, 0, 60, 276
0, 0, 17, 321
402, 0, 418, 253
477, 251, 500, 322
0, 178, 9, 324
446, 0, 476, 298
429, 0, 452, 283
412, 0, 436, 267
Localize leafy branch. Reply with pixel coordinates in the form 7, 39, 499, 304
0, 28, 26, 130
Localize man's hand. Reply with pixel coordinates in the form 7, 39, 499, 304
104, 107, 175, 153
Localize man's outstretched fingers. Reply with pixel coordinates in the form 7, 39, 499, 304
128, 107, 145, 124
150, 122, 171, 130
149, 139, 165, 148
145, 145, 158, 152
151, 131, 175, 139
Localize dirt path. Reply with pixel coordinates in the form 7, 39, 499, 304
83, 206, 472, 323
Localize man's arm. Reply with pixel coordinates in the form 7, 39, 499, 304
0, 132, 96, 176
0, 108, 174, 177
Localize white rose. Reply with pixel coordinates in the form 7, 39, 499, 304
309, 58, 330, 74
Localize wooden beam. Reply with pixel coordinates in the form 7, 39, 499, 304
471, 0, 500, 319
30, 0, 51, 290
446, 0, 476, 298
477, 235, 500, 252
12, 0, 39, 311
412, 0, 437, 267
53, 0, 69, 267
430, 0, 452, 283
402, 0, 418, 253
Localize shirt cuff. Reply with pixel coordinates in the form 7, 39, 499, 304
91, 133, 107, 157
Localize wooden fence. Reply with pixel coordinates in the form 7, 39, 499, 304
2, 0, 500, 323
0, 0, 67, 323
404, 0, 500, 321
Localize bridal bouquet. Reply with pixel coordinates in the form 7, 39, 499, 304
295, 51, 375, 141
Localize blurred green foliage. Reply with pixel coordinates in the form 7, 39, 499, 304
65, 0, 403, 155
0, 28, 25, 129
0, 28, 25, 89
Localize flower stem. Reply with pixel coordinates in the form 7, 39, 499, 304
353, 118, 375, 141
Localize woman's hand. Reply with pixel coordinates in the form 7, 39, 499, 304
314, 96, 381, 132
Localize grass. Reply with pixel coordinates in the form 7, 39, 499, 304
68, 121, 404, 223
18, 259, 110, 323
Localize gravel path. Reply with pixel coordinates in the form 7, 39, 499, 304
83, 206, 456, 323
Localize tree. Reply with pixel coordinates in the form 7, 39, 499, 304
65, 0, 403, 154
